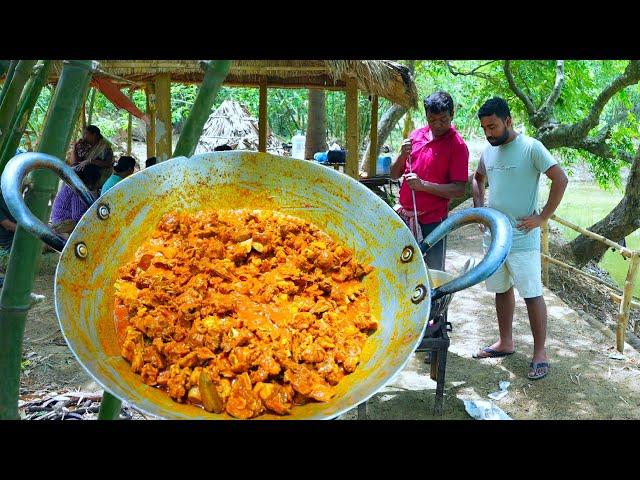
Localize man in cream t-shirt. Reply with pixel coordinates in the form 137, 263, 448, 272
471, 97, 568, 380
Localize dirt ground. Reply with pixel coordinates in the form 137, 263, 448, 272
16, 219, 640, 420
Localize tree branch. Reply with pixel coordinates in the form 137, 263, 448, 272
503, 60, 536, 118
575, 138, 634, 164
572, 60, 640, 136
540, 60, 565, 114
444, 60, 502, 88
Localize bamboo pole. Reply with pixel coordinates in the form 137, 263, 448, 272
367, 95, 378, 177
0, 60, 94, 420
173, 60, 231, 158
127, 112, 132, 155
617, 254, 640, 353
0, 61, 53, 174
0, 60, 17, 108
550, 214, 634, 258
145, 83, 156, 159
608, 292, 640, 310
258, 78, 268, 153
541, 220, 550, 287
345, 76, 359, 179
540, 253, 625, 293
0, 60, 38, 152
127, 88, 133, 155
154, 73, 171, 162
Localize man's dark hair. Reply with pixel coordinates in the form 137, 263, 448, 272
74, 163, 101, 187
424, 91, 454, 116
145, 156, 157, 168
478, 97, 511, 120
85, 125, 103, 139
214, 144, 233, 151
114, 155, 136, 173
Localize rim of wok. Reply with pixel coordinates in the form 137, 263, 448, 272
53, 152, 431, 420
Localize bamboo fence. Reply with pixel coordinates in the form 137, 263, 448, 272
541, 214, 640, 353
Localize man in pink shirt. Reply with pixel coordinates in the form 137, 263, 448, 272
390, 91, 470, 271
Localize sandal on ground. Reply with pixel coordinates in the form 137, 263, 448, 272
472, 347, 515, 359
528, 362, 550, 380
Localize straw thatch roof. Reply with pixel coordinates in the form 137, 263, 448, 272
43, 60, 418, 109
194, 100, 284, 155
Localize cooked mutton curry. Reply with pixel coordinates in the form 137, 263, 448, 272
113, 209, 376, 418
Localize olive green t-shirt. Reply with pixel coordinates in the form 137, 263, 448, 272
481, 134, 557, 252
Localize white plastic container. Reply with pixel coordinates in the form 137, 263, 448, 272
291, 131, 306, 159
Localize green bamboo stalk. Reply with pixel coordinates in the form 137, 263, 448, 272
0, 61, 52, 174
0, 60, 37, 152
0, 60, 17, 108
0, 60, 94, 420
97, 390, 123, 420
173, 60, 231, 157
86, 87, 96, 126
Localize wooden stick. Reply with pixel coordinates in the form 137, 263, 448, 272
258, 79, 267, 153
368, 95, 378, 177
541, 220, 550, 287
608, 291, 640, 310
617, 254, 640, 353
540, 253, 624, 293
345, 76, 359, 179
550, 214, 634, 258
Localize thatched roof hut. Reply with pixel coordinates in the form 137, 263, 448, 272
45, 60, 418, 109
195, 100, 284, 155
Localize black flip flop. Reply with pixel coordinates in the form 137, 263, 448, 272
528, 362, 550, 380
472, 347, 515, 359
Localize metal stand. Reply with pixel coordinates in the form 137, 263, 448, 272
356, 315, 451, 419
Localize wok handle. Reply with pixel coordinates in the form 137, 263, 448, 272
420, 207, 512, 300
0, 152, 95, 252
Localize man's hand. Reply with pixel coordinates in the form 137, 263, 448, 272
400, 138, 412, 158
403, 172, 425, 191
517, 214, 545, 233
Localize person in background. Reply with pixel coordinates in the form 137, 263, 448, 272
50, 163, 101, 239
214, 144, 233, 151
145, 156, 157, 168
0, 190, 17, 251
71, 125, 114, 189
100, 156, 137, 196
390, 91, 470, 271
471, 97, 568, 380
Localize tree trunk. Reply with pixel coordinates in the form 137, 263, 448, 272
359, 103, 407, 174
568, 146, 640, 267
305, 89, 326, 159
359, 60, 415, 174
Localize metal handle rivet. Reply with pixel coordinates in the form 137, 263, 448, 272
411, 284, 427, 304
75, 242, 88, 259
400, 246, 414, 263
97, 204, 110, 220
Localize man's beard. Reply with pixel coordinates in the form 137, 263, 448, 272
487, 128, 510, 146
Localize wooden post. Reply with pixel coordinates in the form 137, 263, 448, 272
145, 83, 156, 159
259, 79, 268, 153
154, 73, 172, 162
367, 95, 379, 177
541, 220, 550, 287
127, 112, 132, 155
345, 76, 359, 179
617, 253, 640, 353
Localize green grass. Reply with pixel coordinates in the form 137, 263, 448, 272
540, 181, 640, 298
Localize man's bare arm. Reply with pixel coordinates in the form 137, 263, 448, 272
472, 156, 487, 208
0, 219, 17, 232
539, 164, 568, 220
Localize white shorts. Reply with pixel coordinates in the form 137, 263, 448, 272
484, 249, 543, 299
